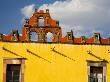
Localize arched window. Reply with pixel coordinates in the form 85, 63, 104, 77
46, 32, 53, 42
30, 32, 38, 41
39, 17, 44, 27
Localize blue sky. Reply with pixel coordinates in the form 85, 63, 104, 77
0, 0, 61, 34
0, 0, 110, 37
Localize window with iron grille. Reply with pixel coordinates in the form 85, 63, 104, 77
6, 64, 21, 82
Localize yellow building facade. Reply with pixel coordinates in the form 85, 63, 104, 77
0, 9, 110, 82
0, 42, 110, 82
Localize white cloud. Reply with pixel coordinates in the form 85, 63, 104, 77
21, 0, 110, 37
21, 4, 35, 18
38, 0, 110, 37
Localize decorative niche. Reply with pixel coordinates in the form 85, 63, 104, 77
46, 9, 49, 13
81, 36, 86, 43
94, 33, 101, 43
67, 30, 73, 43
11, 30, 19, 41
56, 21, 59, 27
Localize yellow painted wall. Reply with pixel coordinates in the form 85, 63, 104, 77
0, 42, 110, 82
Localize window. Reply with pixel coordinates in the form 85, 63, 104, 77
3, 58, 25, 82
90, 66, 103, 82
87, 60, 106, 82
30, 32, 38, 41
6, 64, 21, 82
39, 17, 44, 27
46, 32, 53, 42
